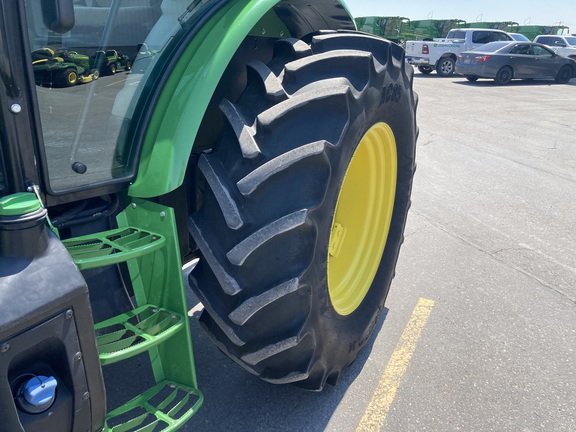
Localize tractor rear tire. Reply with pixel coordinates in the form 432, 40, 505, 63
188, 31, 417, 390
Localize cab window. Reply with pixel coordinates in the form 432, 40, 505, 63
24, 0, 207, 193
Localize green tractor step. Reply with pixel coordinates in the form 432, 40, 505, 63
63, 227, 165, 270
63, 201, 203, 431
104, 380, 203, 432
95, 305, 185, 365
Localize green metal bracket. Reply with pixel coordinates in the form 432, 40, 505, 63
63, 198, 202, 431
116, 199, 199, 392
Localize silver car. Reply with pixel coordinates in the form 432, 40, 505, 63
455, 41, 576, 85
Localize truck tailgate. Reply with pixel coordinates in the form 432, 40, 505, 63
405, 42, 423, 56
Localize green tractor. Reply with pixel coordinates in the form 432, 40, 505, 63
0, 0, 417, 431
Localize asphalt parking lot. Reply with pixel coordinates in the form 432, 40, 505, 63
106, 71, 576, 431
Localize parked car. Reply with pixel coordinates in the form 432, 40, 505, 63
455, 41, 576, 84
405, 28, 513, 76
533, 35, 576, 59
509, 33, 531, 41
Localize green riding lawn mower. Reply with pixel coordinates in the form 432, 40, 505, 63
0, 0, 418, 430
31, 47, 100, 87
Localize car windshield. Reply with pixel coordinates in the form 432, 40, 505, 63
511, 33, 530, 41
471, 42, 511, 52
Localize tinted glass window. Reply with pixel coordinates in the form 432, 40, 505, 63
491, 31, 512, 42
447, 30, 466, 39
472, 31, 491, 44
542, 36, 565, 46
566, 37, 576, 46
533, 45, 554, 57
24, 1, 209, 193
536, 36, 552, 45
510, 44, 531, 55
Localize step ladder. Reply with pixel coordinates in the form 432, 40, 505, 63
63, 199, 203, 432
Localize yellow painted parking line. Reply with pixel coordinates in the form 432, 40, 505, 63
356, 298, 435, 432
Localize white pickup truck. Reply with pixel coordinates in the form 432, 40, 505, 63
405, 28, 514, 76
533, 35, 576, 59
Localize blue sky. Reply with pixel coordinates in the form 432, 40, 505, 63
344, 0, 576, 31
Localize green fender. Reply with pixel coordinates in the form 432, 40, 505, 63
129, 0, 354, 198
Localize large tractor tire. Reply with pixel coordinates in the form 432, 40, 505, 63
188, 31, 418, 390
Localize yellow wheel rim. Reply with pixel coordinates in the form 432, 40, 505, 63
327, 122, 397, 316
69, 72, 77, 83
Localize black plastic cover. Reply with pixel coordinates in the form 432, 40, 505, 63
0, 229, 105, 432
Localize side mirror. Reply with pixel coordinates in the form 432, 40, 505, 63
42, 0, 75, 34
555, 41, 567, 47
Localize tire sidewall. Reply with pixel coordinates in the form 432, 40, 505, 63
418, 65, 433, 74
310, 65, 417, 365
437, 57, 455, 77
59, 68, 77, 87
496, 67, 512, 85
556, 65, 571, 84
189, 33, 418, 388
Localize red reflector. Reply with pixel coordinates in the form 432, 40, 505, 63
475, 55, 491, 62
423, 44, 429, 54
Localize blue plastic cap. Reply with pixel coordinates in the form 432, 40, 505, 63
23, 376, 57, 407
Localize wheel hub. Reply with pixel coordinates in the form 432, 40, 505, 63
327, 122, 397, 316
